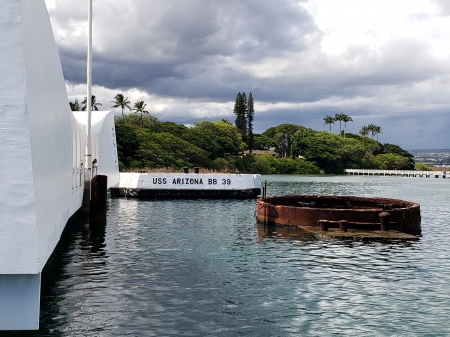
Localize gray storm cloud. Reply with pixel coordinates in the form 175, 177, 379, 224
46, 0, 450, 149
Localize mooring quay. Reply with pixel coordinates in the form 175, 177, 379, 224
345, 169, 448, 178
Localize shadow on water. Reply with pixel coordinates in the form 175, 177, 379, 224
0, 212, 107, 337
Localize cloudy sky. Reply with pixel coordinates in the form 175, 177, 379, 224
44, 0, 450, 149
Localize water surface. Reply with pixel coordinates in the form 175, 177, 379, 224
2, 175, 450, 336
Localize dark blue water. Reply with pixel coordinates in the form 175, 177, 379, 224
2, 175, 450, 336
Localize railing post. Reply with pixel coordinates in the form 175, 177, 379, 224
339, 220, 348, 232
318, 220, 329, 231
90, 175, 107, 225
379, 212, 391, 231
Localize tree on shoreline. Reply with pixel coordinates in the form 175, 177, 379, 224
359, 126, 369, 137
323, 115, 335, 132
233, 91, 256, 152
82, 95, 102, 111
234, 92, 247, 141
132, 101, 148, 127
263, 124, 302, 158
334, 112, 345, 135
69, 99, 80, 111
247, 92, 255, 153
342, 114, 353, 138
367, 124, 382, 140
111, 94, 131, 125
373, 125, 382, 141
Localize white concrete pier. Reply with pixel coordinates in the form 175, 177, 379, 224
345, 169, 447, 178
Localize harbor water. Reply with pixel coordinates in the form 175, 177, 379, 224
2, 175, 450, 336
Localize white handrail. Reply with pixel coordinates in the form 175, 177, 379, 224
344, 169, 447, 177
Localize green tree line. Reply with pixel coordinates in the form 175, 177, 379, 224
71, 93, 414, 174
115, 118, 414, 174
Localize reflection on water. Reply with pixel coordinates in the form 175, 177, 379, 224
256, 222, 318, 243
1, 175, 450, 336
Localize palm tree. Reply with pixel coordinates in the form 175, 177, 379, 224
373, 125, 382, 141
359, 126, 369, 138
111, 94, 131, 125
342, 114, 353, 138
334, 112, 346, 135
82, 95, 103, 111
69, 98, 80, 111
323, 116, 335, 132
132, 100, 148, 126
367, 123, 382, 140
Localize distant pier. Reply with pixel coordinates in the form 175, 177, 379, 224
345, 169, 447, 178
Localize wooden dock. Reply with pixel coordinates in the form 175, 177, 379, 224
345, 169, 448, 178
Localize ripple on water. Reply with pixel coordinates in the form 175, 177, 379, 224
2, 176, 450, 336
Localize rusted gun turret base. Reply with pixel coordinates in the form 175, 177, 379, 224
256, 194, 422, 238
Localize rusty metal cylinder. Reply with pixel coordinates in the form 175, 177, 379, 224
339, 220, 348, 232
194, 167, 200, 174
255, 195, 421, 236
379, 212, 391, 231
318, 220, 329, 231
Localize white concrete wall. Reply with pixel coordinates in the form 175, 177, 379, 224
0, 0, 40, 276
96, 112, 120, 186
73, 110, 120, 188
71, 114, 87, 192
21, 0, 85, 271
0, 0, 85, 330
0, 275, 40, 330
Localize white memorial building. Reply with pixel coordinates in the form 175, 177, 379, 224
0, 0, 119, 330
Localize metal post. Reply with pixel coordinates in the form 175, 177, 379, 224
318, 220, 329, 231
90, 175, 108, 225
86, 0, 93, 187
379, 212, 391, 231
339, 220, 348, 232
